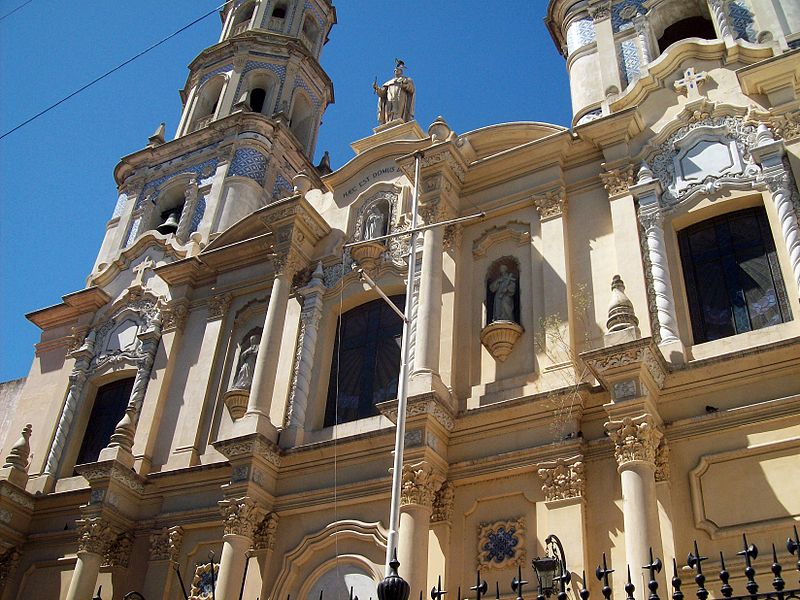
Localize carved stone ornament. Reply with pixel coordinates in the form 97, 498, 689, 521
150, 526, 184, 562
207, 293, 232, 320
400, 462, 438, 508
161, 301, 189, 333
480, 321, 524, 362
104, 531, 134, 568
431, 480, 455, 523
588, 2, 611, 21
472, 221, 530, 258
478, 518, 526, 569
350, 240, 386, 272
0, 547, 21, 590
76, 517, 116, 556
606, 275, 639, 332
655, 439, 671, 482
223, 389, 250, 420
600, 166, 637, 197
583, 341, 667, 390
214, 436, 282, 467
605, 415, 663, 467
3, 424, 32, 471
219, 497, 264, 539
252, 512, 279, 551
537, 456, 586, 502
533, 188, 566, 220
190, 561, 219, 599
770, 111, 800, 142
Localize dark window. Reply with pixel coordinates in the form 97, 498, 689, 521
272, 5, 286, 19
250, 87, 267, 113
658, 16, 717, 52
75, 378, 135, 467
679, 207, 792, 344
325, 296, 405, 426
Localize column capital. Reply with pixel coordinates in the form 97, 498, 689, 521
600, 165, 637, 199
219, 496, 264, 539
533, 187, 567, 220
149, 526, 184, 562
400, 461, 441, 509
605, 415, 662, 467
430, 480, 454, 523
537, 455, 586, 502
208, 293, 233, 320
76, 517, 117, 556
253, 512, 279, 551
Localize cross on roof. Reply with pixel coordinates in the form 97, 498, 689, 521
132, 256, 155, 288
674, 67, 708, 100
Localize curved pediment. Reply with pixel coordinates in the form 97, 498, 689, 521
462, 122, 568, 161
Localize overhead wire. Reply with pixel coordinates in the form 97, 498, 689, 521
0, 0, 33, 22
0, 1, 233, 141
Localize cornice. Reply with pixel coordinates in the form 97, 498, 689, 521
324, 139, 428, 193
26, 287, 111, 330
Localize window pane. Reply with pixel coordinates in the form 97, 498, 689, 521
75, 377, 135, 467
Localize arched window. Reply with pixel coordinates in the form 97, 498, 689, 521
268, 2, 288, 31
657, 16, 716, 52
151, 185, 185, 235
250, 87, 267, 113
678, 207, 792, 344
301, 14, 320, 51
230, 1, 256, 37
75, 377, 135, 467
289, 92, 315, 152
324, 295, 405, 426
244, 71, 277, 115
192, 76, 225, 132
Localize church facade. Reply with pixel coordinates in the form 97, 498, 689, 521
2, 1, 800, 599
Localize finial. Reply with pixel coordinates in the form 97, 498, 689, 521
378, 549, 410, 600
429, 116, 452, 143
638, 162, 655, 183
755, 123, 776, 147
309, 262, 325, 287
4, 424, 32, 471
606, 275, 639, 332
148, 122, 166, 147
293, 172, 313, 195
316, 150, 332, 176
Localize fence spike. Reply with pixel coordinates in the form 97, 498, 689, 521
496, 581, 500, 600
511, 565, 527, 600
319, 587, 324, 600
687, 541, 708, 600
718, 552, 732, 598
624, 566, 635, 600
431, 574, 447, 600
457, 586, 461, 600
771, 544, 785, 593
737, 533, 759, 596
472, 569, 488, 600
579, 570, 590, 600
671, 559, 683, 600
596, 553, 613, 600
788, 525, 800, 582
643, 548, 662, 600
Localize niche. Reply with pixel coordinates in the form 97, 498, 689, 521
480, 257, 523, 363
657, 16, 716, 52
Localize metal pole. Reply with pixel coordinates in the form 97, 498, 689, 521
385, 150, 422, 573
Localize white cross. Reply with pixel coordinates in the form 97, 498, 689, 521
132, 256, 155, 288
674, 67, 708, 100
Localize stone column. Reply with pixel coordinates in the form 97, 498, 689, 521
282, 263, 325, 447
414, 210, 445, 376
216, 497, 264, 600
398, 462, 438, 597
106, 314, 162, 455
246, 253, 297, 424
176, 177, 199, 244
429, 481, 454, 587
65, 518, 114, 600
606, 415, 663, 572
144, 527, 184, 600
631, 165, 680, 345
588, 2, 623, 98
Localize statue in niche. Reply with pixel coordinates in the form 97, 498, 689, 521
489, 264, 517, 323
373, 59, 415, 125
364, 204, 387, 240
231, 334, 260, 390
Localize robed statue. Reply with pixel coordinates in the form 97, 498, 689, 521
373, 59, 415, 125
489, 264, 517, 322
231, 335, 260, 390
364, 205, 387, 240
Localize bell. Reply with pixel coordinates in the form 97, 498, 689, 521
156, 208, 181, 235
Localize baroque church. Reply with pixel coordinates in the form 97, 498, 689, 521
1, 0, 800, 598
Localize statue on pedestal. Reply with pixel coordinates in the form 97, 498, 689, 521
232, 335, 260, 390
489, 264, 517, 322
373, 59, 415, 125
364, 205, 387, 240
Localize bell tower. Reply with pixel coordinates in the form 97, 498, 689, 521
90, 0, 335, 281
545, 0, 800, 126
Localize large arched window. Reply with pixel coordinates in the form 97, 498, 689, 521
75, 377, 135, 467
229, 1, 256, 37
678, 206, 792, 344
191, 76, 225, 132
289, 92, 315, 153
657, 15, 716, 52
324, 295, 405, 426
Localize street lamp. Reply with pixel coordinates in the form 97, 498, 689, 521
532, 534, 570, 599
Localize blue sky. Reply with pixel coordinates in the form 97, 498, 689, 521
0, 0, 572, 381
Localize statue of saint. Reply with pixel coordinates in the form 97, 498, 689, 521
364, 206, 386, 240
489, 265, 517, 322
231, 335, 260, 390
373, 59, 415, 125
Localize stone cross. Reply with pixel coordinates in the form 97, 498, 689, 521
132, 256, 155, 288
674, 67, 707, 100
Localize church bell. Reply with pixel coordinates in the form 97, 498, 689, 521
156, 207, 181, 235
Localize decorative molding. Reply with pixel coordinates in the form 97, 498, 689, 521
605, 415, 662, 466
253, 512, 279, 551
161, 300, 190, 333
78, 462, 146, 495
477, 518, 525, 569
0, 547, 21, 590
600, 166, 636, 197
76, 517, 116, 556
472, 221, 531, 258
655, 440, 671, 483
588, 2, 611, 22
431, 481, 454, 523
537, 456, 585, 502
770, 111, 800, 142
378, 395, 456, 432
207, 293, 233, 320
0, 485, 34, 511
582, 339, 667, 390
532, 188, 566, 220
214, 436, 282, 467
103, 531, 134, 568
219, 496, 264, 539
150, 526, 184, 562
400, 462, 439, 508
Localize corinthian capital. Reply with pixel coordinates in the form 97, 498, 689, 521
605, 415, 662, 466
76, 517, 116, 556
150, 526, 184, 562
219, 497, 264, 539
533, 188, 566, 220
400, 462, 439, 508
537, 456, 586, 502
600, 166, 637, 198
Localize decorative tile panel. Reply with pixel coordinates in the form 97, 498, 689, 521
566, 17, 596, 54
477, 518, 526, 570
199, 63, 233, 87
729, 0, 756, 42
304, 0, 325, 26
125, 217, 142, 247
293, 75, 321, 109
229, 147, 268, 185
618, 38, 640, 87
135, 158, 219, 209
190, 196, 206, 234
272, 174, 293, 200
612, 0, 646, 33
233, 61, 287, 112
112, 193, 128, 219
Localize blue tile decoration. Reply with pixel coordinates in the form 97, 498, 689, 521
112, 193, 128, 219
229, 147, 269, 185
304, 0, 325, 26
577, 108, 603, 125
612, 0, 647, 33
125, 217, 142, 247
482, 525, 519, 564
619, 38, 640, 87
293, 75, 321, 109
566, 17, 596, 54
233, 61, 287, 113
135, 158, 219, 210
273, 174, 293, 199
199, 63, 233, 87
190, 196, 206, 234
729, 0, 756, 43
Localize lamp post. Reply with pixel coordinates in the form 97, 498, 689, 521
532, 535, 571, 600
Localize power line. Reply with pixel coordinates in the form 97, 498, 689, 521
0, 0, 33, 22
0, 1, 232, 141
